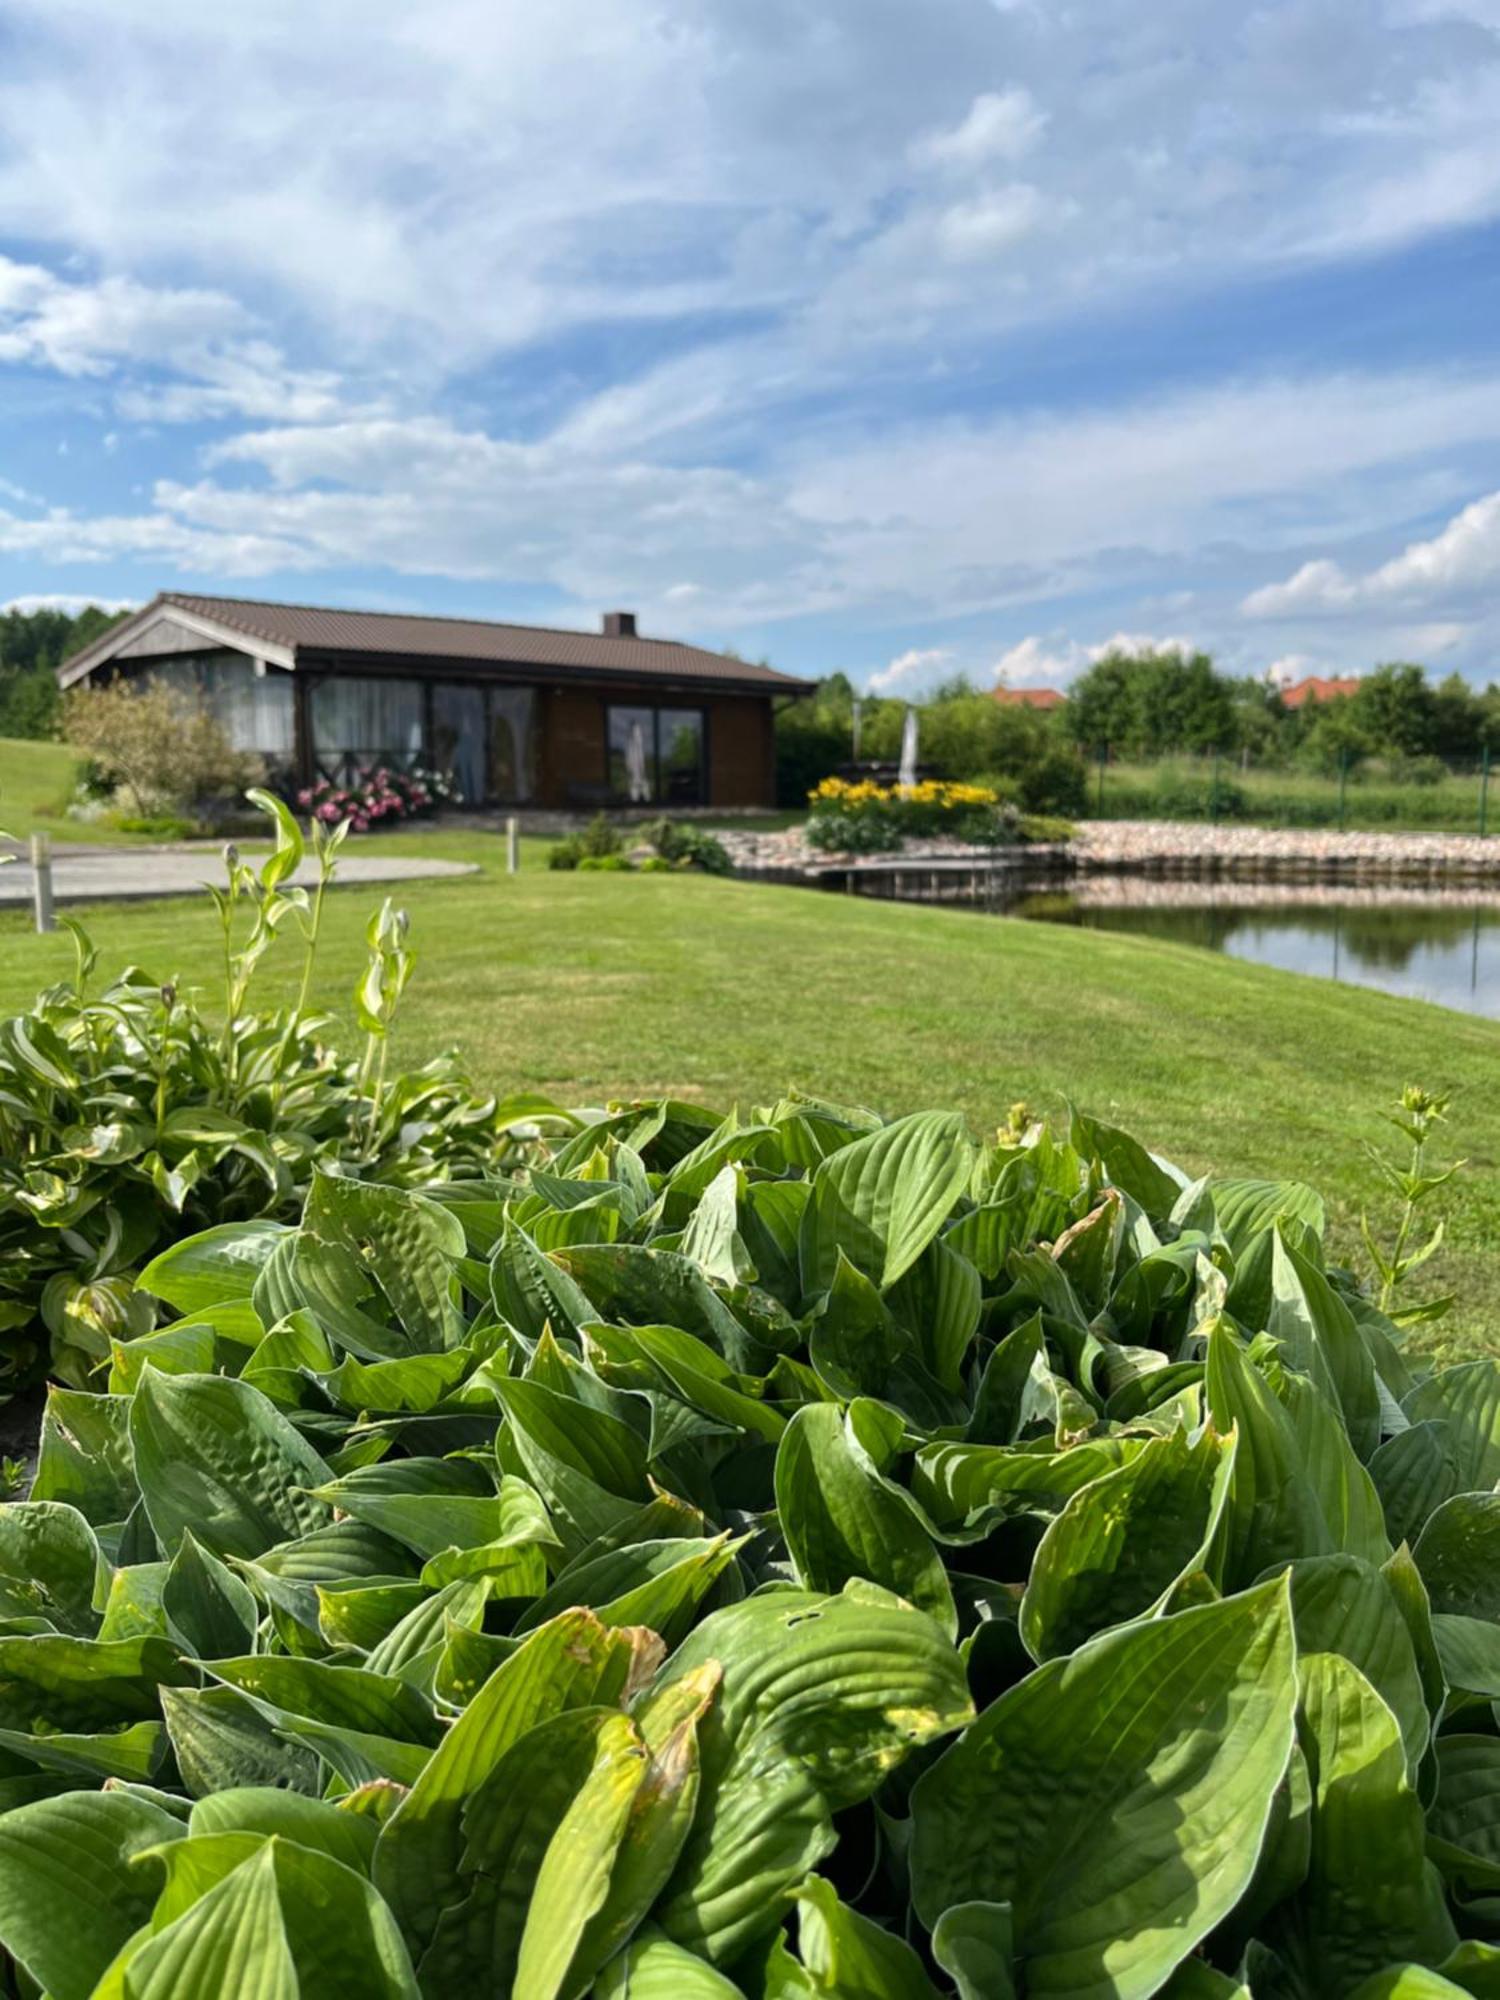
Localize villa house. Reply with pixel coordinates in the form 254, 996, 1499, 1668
57, 593, 814, 810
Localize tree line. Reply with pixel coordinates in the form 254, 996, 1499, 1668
777, 649, 1500, 808
0, 603, 128, 739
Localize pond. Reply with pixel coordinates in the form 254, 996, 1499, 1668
1008, 882, 1500, 1019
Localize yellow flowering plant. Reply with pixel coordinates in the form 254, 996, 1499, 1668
806, 775, 1017, 851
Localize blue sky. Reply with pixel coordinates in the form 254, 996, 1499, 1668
2, 0, 1500, 694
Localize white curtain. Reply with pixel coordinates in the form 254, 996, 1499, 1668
310, 677, 425, 771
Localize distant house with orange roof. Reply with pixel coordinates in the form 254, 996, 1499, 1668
1276, 674, 1360, 710
994, 686, 1068, 711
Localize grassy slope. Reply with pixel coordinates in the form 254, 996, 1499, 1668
0, 736, 86, 843
1, 823, 1495, 1359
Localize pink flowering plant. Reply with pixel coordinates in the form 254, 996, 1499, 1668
296, 763, 458, 832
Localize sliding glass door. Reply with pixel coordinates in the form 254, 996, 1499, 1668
605, 703, 705, 804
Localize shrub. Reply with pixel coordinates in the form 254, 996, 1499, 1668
1150, 767, 1249, 819
639, 816, 732, 874
62, 679, 261, 821
548, 813, 625, 870
298, 764, 456, 832
0, 792, 546, 1387
0, 1093, 1484, 1995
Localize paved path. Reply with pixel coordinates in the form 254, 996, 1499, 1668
0, 845, 479, 907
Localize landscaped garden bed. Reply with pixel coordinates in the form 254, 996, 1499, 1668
0, 794, 1498, 1997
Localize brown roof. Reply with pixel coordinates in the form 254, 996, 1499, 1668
1278, 674, 1360, 710
63, 591, 814, 694
994, 686, 1068, 709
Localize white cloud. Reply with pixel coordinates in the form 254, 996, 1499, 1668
911, 89, 1047, 171
993, 634, 1087, 686
868, 647, 953, 694
935, 185, 1051, 261
1242, 489, 1500, 616
1, 591, 137, 614
0, 255, 346, 422
1241, 558, 1358, 616
993, 629, 1196, 689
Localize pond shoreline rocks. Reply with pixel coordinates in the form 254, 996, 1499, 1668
721, 818, 1500, 884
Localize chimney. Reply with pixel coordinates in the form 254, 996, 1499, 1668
602, 610, 637, 638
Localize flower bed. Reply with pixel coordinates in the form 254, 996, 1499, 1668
806, 775, 1018, 853
298, 764, 458, 832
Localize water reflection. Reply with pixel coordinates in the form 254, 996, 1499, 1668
1009, 884, 1500, 1019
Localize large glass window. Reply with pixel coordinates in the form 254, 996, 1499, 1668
489, 687, 535, 803
431, 684, 486, 804
606, 704, 705, 805
658, 708, 705, 805
310, 676, 425, 783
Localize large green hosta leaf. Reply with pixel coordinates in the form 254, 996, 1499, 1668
1403, 1362, 1500, 1493
129, 1368, 334, 1560
0, 1500, 104, 1636
1261, 1652, 1456, 1992
593, 1926, 745, 1998
117, 1835, 419, 1999
1268, 1233, 1380, 1462
1427, 1736, 1500, 1892
800, 1111, 973, 1293
909, 1576, 1297, 1999
775, 1400, 956, 1637
1415, 1494, 1500, 1620
651, 1585, 973, 1966
0, 1789, 185, 2000
777, 1875, 944, 1997
1282, 1554, 1431, 1778
1205, 1325, 1387, 1584
1018, 1424, 1234, 1661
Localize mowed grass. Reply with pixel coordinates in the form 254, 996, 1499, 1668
1, 822, 1496, 1359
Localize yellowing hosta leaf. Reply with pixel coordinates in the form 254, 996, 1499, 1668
910, 1576, 1297, 2000
651, 1585, 973, 1965
418, 1705, 647, 1995
1018, 1424, 1234, 1661
373, 1610, 649, 1957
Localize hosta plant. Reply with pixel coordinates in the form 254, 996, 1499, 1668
0, 1090, 1496, 1996
0, 794, 553, 1389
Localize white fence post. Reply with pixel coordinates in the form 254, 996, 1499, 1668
506, 816, 519, 875
30, 833, 55, 933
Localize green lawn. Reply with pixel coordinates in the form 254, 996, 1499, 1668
1, 821, 1495, 1360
